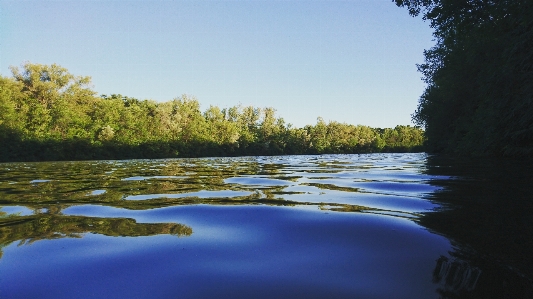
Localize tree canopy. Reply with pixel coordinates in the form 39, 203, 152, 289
395, 0, 533, 156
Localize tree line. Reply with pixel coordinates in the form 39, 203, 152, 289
0, 63, 424, 162
395, 0, 533, 156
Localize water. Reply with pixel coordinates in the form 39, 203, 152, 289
0, 153, 531, 298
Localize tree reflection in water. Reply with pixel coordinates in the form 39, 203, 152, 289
422, 156, 533, 298
1, 154, 532, 298
0, 212, 192, 258
433, 256, 481, 294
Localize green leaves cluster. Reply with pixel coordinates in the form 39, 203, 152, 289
0, 62, 424, 161
395, 0, 533, 155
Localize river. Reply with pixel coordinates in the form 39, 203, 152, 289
0, 153, 531, 298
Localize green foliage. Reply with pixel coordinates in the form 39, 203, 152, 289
0, 62, 425, 161
395, 0, 533, 156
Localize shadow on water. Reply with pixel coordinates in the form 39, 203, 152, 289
420, 155, 533, 298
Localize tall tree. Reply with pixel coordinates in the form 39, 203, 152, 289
395, 0, 533, 155
9, 63, 95, 140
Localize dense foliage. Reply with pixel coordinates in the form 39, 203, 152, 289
395, 0, 533, 156
0, 63, 424, 161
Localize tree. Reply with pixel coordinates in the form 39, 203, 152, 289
395, 0, 533, 155
9, 62, 95, 140
10, 63, 94, 108
0, 76, 25, 138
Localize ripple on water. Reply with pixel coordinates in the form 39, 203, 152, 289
301, 178, 439, 197
353, 181, 440, 195
87, 190, 106, 196
224, 177, 293, 186
122, 175, 186, 181
0, 206, 34, 216
281, 185, 438, 213
124, 190, 253, 200
29, 179, 52, 184
351, 193, 438, 213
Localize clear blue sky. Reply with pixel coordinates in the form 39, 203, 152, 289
0, 0, 434, 128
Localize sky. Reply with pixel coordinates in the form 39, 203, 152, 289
0, 0, 434, 128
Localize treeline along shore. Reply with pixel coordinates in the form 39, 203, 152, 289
0, 63, 424, 162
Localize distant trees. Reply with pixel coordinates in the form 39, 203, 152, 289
0, 62, 425, 161
395, 0, 533, 156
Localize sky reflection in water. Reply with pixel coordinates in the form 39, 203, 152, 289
1, 153, 521, 298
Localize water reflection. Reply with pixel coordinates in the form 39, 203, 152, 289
421, 155, 533, 298
433, 256, 482, 294
2, 153, 530, 298
0, 212, 192, 258
0, 154, 438, 216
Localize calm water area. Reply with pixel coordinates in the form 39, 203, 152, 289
0, 153, 532, 298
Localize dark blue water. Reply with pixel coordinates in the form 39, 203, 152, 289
0, 153, 531, 298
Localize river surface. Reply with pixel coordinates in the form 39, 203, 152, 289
0, 153, 531, 298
